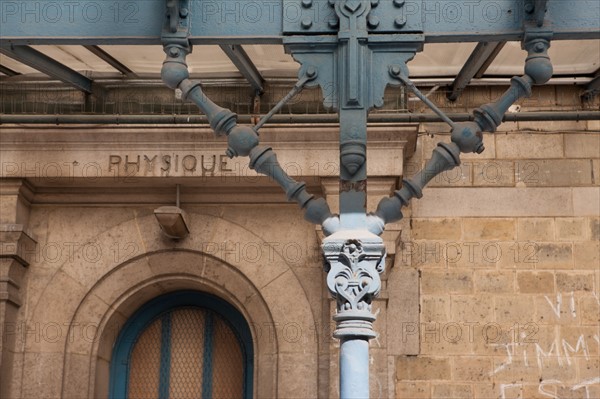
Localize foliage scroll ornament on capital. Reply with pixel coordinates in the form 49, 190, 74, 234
322, 232, 386, 339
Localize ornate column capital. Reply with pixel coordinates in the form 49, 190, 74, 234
322, 230, 385, 339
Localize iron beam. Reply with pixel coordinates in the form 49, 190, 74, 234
447, 42, 506, 101
474, 42, 506, 79
474, 42, 507, 79
83, 45, 137, 77
582, 68, 600, 100
0, 45, 93, 93
219, 45, 264, 94
0, 64, 19, 76
0, 1, 598, 45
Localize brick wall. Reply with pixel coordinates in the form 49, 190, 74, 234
393, 121, 599, 399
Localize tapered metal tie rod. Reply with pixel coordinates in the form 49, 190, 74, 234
253, 68, 317, 131
391, 69, 457, 130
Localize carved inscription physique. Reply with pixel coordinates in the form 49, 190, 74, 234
108, 154, 232, 176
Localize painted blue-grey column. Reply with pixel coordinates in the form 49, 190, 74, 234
323, 230, 385, 399
339, 339, 370, 399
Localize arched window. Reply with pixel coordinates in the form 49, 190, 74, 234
109, 291, 253, 399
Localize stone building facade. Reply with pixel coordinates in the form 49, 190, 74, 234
1, 85, 599, 398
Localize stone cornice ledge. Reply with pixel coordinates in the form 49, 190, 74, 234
0, 224, 37, 267
0, 224, 37, 307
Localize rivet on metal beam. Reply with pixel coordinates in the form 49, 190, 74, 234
367, 15, 380, 29
525, 3, 535, 13
394, 16, 406, 28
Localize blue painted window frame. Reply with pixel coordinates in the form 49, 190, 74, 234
109, 290, 254, 399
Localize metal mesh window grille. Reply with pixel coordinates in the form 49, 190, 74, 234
127, 307, 244, 399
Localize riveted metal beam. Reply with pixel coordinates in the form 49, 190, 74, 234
0, 45, 93, 93
0, 64, 20, 76
1, 0, 598, 45
447, 42, 506, 101
83, 45, 137, 77
219, 45, 264, 94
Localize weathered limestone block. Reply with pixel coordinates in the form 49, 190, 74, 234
496, 134, 564, 159
516, 271, 555, 294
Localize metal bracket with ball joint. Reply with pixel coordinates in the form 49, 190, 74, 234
159, 1, 554, 397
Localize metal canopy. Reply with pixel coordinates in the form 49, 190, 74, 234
219, 44, 265, 93
474, 42, 506, 79
0, 45, 93, 93
83, 45, 137, 77
447, 41, 507, 101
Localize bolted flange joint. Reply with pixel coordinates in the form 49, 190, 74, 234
523, 33, 553, 85
374, 196, 404, 225
373, 142, 461, 229
161, 44, 190, 89
304, 197, 336, 229
451, 122, 484, 154
470, 75, 533, 134
226, 126, 259, 158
